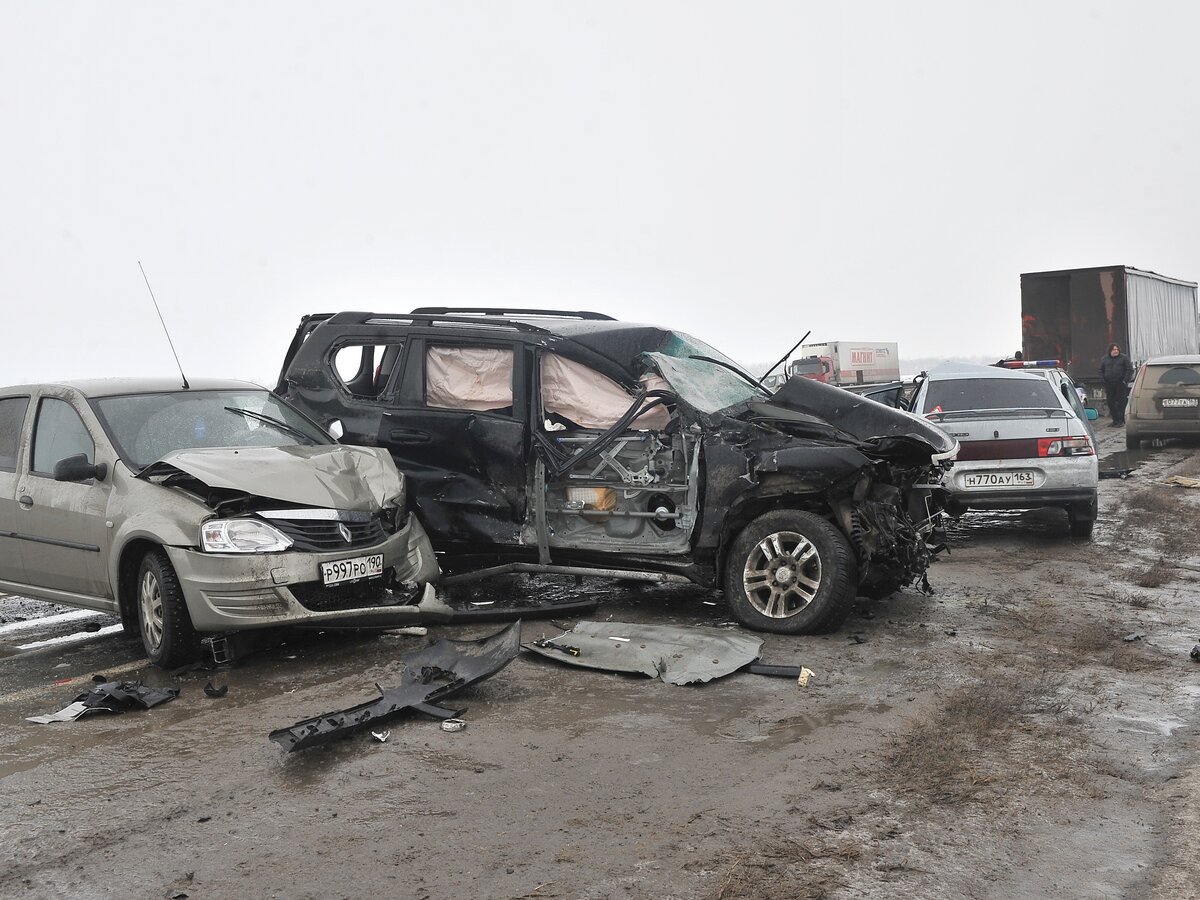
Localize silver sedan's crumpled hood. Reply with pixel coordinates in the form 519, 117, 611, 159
139, 444, 403, 511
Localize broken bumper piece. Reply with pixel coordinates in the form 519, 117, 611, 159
268, 620, 522, 752
524, 621, 764, 685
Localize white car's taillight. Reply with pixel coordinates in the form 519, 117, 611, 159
1037, 436, 1093, 457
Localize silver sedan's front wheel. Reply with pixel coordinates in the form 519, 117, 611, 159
723, 510, 857, 634
139, 568, 165, 652
135, 550, 200, 667
741, 531, 822, 619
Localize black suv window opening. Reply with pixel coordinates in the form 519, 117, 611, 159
533, 390, 673, 478
328, 340, 405, 401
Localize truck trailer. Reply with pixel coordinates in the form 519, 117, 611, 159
1021, 266, 1199, 388
798, 341, 901, 386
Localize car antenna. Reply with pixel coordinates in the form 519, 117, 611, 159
138, 261, 190, 390
757, 330, 812, 387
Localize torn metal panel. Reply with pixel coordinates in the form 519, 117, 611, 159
524, 621, 763, 685
268, 620, 521, 752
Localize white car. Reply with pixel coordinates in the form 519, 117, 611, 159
911, 364, 1099, 537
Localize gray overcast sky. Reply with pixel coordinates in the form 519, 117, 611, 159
3, 2, 1199, 384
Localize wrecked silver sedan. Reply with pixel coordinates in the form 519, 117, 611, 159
0, 378, 442, 667
278, 310, 958, 634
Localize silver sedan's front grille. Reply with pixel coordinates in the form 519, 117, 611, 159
257, 508, 390, 553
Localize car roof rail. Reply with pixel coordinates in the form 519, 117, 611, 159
409, 307, 616, 321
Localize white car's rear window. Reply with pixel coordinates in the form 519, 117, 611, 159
923, 378, 1061, 414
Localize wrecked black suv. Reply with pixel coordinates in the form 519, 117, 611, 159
277, 309, 957, 634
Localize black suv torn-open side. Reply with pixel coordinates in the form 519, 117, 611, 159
276, 309, 957, 634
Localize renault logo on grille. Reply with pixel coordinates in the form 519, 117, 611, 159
337, 523, 352, 543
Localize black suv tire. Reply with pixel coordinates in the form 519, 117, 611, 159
723, 510, 857, 634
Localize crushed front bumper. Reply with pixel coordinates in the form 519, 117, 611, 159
165, 513, 448, 632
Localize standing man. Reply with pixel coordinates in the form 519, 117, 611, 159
1099, 343, 1134, 426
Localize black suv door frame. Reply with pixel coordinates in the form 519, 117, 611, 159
381, 334, 533, 550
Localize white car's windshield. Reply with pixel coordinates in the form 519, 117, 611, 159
92, 390, 331, 470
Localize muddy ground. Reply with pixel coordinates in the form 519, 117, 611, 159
1, 428, 1198, 900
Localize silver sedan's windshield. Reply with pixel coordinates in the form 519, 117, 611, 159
92, 390, 331, 471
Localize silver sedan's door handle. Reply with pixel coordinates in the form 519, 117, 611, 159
18, 495, 33, 508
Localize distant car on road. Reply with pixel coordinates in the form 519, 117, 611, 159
0, 379, 441, 666
910, 364, 1099, 537
1126, 355, 1200, 448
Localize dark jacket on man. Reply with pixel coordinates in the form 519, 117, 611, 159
1100, 352, 1133, 385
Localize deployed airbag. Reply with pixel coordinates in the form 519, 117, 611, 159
541, 353, 670, 430
426, 345, 514, 411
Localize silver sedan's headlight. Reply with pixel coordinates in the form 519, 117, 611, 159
200, 519, 293, 553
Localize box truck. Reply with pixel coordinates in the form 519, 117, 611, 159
798, 342, 901, 386
1021, 266, 1199, 388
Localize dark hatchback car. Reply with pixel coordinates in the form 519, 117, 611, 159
276, 309, 957, 634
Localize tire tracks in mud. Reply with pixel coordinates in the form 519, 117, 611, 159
706, 436, 1200, 899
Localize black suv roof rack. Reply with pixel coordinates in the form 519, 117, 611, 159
409, 307, 616, 321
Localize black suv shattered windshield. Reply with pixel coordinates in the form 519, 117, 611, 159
647, 332, 768, 414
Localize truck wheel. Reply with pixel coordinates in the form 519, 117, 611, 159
137, 550, 201, 667
1067, 496, 1097, 539
723, 511, 857, 634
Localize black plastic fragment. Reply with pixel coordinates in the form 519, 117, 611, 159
203, 682, 229, 698
77, 681, 180, 711
268, 620, 522, 752
744, 663, 803, 678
